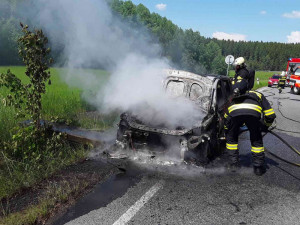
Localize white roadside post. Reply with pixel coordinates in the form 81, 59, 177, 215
225, 55, 235, 76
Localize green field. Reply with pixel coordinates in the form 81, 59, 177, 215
229, 70, 280, 90
0, 66, 113, 141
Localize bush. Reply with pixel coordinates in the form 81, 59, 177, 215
0, 24, 88, 199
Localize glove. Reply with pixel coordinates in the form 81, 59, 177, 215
233, 88, 240, 97
260, 119, 269, 132
261, 124, 269, 132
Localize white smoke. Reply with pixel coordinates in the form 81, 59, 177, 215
101, 54, 203, 128
22, 0, 204, 128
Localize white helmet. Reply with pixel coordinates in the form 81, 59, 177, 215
233, 57, 245, 66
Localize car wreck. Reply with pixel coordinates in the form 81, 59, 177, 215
115, 69, 232, 165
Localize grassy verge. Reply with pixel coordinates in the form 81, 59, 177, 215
0, 157, 117, 225
0, 144, 87, 200
0, 178, 89, 225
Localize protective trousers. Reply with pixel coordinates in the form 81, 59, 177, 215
225, 115, 265, 167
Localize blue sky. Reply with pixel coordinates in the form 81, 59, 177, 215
131, 0, 300, 43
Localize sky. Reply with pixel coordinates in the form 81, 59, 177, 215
131, 0, 300, 43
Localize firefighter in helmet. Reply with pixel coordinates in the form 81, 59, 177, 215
278, 73, 286, 93
232, 57, 250, 85
224, 79, 276, 176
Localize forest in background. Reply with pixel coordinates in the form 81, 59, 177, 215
1, 0, 300, 74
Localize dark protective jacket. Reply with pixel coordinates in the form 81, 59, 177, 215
224, 90, 276, 126
248, 69, 255, 90
233, 67, 250, 85
278, 76, 286, 87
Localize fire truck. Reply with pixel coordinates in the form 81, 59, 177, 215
286, 58, 300, 94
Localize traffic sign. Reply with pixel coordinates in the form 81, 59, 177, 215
225, 55, 234, 65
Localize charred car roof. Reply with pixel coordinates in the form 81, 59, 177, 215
164, 69, 230, 81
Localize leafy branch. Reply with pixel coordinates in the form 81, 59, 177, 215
0, 23, 53, 130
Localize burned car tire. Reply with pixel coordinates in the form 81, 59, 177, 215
117, 119, 129, 141
183, 145, 209, 166
116, 125, 125, 141
115, 120, 131, 150
186, 136, 211, 165
197, 141, 210, 165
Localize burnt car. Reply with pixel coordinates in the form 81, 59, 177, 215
115, 69, 232, 165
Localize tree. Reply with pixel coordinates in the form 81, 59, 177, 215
212, 55, 226, 75
2, 0, 300, 71
204, 41, 222, 72
0, 24, 68, 163
0, 24, 53, 130
136, 4, 151, 24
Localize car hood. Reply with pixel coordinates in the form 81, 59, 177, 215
122, 109, 214, 136
125, 115, 193, 135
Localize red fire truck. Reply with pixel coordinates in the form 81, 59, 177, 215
286, 58, 300, 94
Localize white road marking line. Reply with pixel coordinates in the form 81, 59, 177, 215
112, 180, 164, 225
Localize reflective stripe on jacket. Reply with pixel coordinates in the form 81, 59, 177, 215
225, 91, 276, 120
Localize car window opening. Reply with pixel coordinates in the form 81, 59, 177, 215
294, 68, 300, 75
223, 81, 231, 99
216, 83, 225, 108
189, 83, 203, 101
272, 75, 280, 79
288, 63, 300, 72
166, 80, 185, 98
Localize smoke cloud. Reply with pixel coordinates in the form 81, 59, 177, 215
18, 0, 204, 129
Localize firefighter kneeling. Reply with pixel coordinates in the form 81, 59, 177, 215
224, 79, 276, 176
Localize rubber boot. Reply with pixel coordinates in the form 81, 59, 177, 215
253, 166, 266, 176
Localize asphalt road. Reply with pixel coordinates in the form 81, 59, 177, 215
54, 86, 300, 225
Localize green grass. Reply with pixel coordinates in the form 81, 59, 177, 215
0, 143, 87, 200
42, 68, 109, 119
0, 178, 89, 225
229, 70, 280, 90
0, 66, 113, 141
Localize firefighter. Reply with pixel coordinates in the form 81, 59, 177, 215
232, 57, 250, 85
224, 79, 276, 176
278, 75, 286, 93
